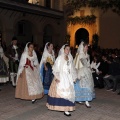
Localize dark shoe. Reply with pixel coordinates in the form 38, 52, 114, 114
117, 92, 120, 95
94, 86, 98, 88
106, 88, 113, 91
112, 90, 116, 93
64, 112, 71, 116
99, 86, 104, 89
32, 100, 36, 104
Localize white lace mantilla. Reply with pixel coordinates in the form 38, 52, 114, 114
52, 55, 77, 103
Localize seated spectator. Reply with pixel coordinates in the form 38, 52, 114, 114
111, 58, 120, 93
0, 41, 9, 90
99, 55, 109, 76
103, 57, 120, 91
94, 54, 109, 88
91, 55, 102, 88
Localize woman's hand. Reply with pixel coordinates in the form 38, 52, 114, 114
34, 65, 37, 68
55, 79, 60, 83
73, 79, 77, 83
97, 71, 102, 75
44, 65, 48, 71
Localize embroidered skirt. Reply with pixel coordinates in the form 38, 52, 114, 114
46, 78, 75, 111
74, 80, 95, 102
15, 69, 44, 100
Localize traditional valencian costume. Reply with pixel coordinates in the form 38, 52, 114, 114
46, 44, 77, 116
0, 44, 9, 84
15, 43, 43, 102
74, 42, 95, 107
39, 43, 55, 94
6, 37, 21, 86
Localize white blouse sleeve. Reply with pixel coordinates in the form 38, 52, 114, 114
34, 58, 39, 67
17, 52, 26, 77
33, 55, 39, 66
95, 62, 100, 69
0, 47, 4, 58
91, 61, 94, 69
52, 56, 61, 80
71, 61, 77, 81
95, 62, 100, 73
42, 52, 48, 63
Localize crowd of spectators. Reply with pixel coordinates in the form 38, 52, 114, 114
88, 47, 120, 95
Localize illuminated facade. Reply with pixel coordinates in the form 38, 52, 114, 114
0, 0, 120, 48
66, 7, 100, 47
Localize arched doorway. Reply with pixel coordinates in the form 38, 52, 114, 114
75, 28, 89, 46
44, 0, 51, 8
15, 20, 33, 46
43, 24, 53, 46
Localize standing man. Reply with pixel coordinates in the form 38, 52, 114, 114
6, 37, 21, 86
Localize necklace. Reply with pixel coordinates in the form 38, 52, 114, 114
65, 55, 68, 60
67, 60, 70, 66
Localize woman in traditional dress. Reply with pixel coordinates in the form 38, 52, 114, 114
74, 41, 95, 108
39, 42, 55, 94
46, 44, 77, 116
15, 42, 44, 103
0, 41, 9, 90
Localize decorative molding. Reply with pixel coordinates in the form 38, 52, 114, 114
67, 15, 96, 25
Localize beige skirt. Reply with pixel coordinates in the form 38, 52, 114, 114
46, 78, 75, 111
15, 69, 44, 100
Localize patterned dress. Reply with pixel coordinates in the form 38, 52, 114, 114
74, 53, 95, 102
0, 47, 9, 83
15, 52, 43, 100
40, 52, 55, 94
46, 54, 77, 111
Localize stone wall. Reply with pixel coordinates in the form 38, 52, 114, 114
99, 10, 120, 49
0, 7, 65, 48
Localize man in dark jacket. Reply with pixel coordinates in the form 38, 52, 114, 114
6, 37, 21, 86
95, 55, 109, 88
111, 58, 120, 93
99, 55, 109, 76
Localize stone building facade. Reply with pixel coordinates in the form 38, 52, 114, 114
0, 0, 120, 48
0, 0, 66, 47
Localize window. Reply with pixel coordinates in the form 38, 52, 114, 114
0, 32, 2, 41
18, 21, 25, 36
45, 0, 51, 8
43, 24, 53, 46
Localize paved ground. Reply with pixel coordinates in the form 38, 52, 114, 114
0, 83, 120, 120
